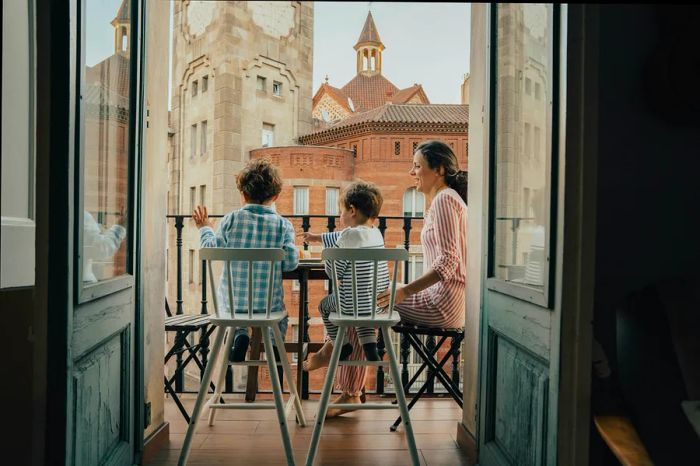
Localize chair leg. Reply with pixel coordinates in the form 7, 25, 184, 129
382, 326, 421, 466
272, 324, 307, 427
408, 333, 463, 406
263, 329, 295, 466
208, 327, 234, 426
305, 326, 346, 466
178, 326, 225, 466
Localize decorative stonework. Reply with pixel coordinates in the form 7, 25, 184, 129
312, 93, 351, 123
248, 1, 296, 38
184, 0, 215, 39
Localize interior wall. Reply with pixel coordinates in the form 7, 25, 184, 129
593, 5, 700, 344
142, 0, 170, 439
462, 2, 488, 437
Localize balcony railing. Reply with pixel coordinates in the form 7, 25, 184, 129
165, 213, 463, 398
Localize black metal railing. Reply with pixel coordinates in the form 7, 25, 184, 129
165, 213, 462, 397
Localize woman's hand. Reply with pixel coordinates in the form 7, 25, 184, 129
192, 205, 213, 229
298, 231, 321, 243
377, 284, 408, 309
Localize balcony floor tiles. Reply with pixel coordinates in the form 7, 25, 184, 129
147, 395, 472, 466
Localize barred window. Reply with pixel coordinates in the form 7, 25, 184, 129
412, 142, 418, 152
394, 141, 401, 156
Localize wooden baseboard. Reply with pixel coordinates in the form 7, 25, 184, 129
142, 421, 169, 464
455, 421, 478, 465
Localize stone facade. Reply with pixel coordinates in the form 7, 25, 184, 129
167, 1, 314, 340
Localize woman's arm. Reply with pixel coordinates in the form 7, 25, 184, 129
431, 195, 462, 282
377, 195, 463, 308
376, 267, 441, 308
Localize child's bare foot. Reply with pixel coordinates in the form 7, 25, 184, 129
303, 341, 333, 371
326, 392, 363, 418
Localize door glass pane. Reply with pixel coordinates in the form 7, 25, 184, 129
493, 3, 552, 289
81, 0, 132, 285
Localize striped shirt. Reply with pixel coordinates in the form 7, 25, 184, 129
321, 226, 390, 316
199, 204, 298, 315
418, 187, 468, 327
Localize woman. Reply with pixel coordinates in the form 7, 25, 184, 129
327, 139, 468, 417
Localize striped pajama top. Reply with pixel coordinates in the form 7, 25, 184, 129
410, 187, 468, 328
321, 226, 390, 316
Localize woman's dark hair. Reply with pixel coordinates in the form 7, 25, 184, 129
236, 157, 283, 203
415, 140, 468, 205
340, 180, 383, 220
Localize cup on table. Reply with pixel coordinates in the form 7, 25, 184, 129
301, 248, 311, 260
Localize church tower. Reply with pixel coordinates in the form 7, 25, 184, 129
111, 0, 130, 56
354, 12, 384, 76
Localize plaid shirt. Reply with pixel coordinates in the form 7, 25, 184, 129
199, 204, 298, 315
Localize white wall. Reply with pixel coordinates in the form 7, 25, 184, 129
461, 3, 489, 436
143, 0, 170, 439
1, 0, 35, 288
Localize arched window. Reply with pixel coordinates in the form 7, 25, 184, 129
403, 188, 425, 217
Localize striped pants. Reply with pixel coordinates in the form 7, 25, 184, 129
318, 294, 377, 345
335, 285, 465, 396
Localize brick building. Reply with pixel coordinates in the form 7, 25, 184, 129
249, 12, 469, 391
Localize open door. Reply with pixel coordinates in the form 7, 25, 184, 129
477, 4, 569, 464
39, 0, 145, 464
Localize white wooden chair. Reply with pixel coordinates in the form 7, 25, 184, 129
178, 248, 306, 466
305, 248, 420, 466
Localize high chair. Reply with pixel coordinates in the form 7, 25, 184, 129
305, 248, 420, 466
178, 248, 306, 466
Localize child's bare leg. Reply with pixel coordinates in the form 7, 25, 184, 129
303, 340, 334, 371
326, 391, 363, 418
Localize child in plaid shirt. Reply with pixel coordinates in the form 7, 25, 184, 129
193, 158, 298, 362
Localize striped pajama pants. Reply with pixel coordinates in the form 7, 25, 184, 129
318, 294, 377, 345
335, 282, 465, 395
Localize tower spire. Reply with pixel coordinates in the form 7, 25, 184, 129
354, 11, 384, 76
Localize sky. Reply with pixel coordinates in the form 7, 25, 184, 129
85, 1, 471, 106
313, 2, 471, 104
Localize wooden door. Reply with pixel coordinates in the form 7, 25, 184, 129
66, 0, 144, 464
478, 4, 566, 465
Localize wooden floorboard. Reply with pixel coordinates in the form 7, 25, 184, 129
147, 395, 472, 466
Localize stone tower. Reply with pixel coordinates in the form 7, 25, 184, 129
169, 1, 314, 214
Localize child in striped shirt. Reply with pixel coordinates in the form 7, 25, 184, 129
302, 181, 389, 371
193, 158, 298, 362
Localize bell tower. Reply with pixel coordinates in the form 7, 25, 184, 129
111, 0, 130, 56
354, 11, 384, 76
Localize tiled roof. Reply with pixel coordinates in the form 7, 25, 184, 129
355, 12, 383, 48
299, 104, 469, 144
341, 74, 400, 113
335, 103, 469, 126
392, 84, 430, 104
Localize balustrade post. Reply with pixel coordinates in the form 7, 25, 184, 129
174, 216, 185, 392
400, 334, 410, 393
175, 216, 184, 315
200, 260, 208, 315
376, 328, 386, 394
426, 335, 436, 394
402, 217, 412, 284
378, 217, 387, 238
326, 216, 336, 233
451, 336, 462, 388
302, 215, 311, 251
